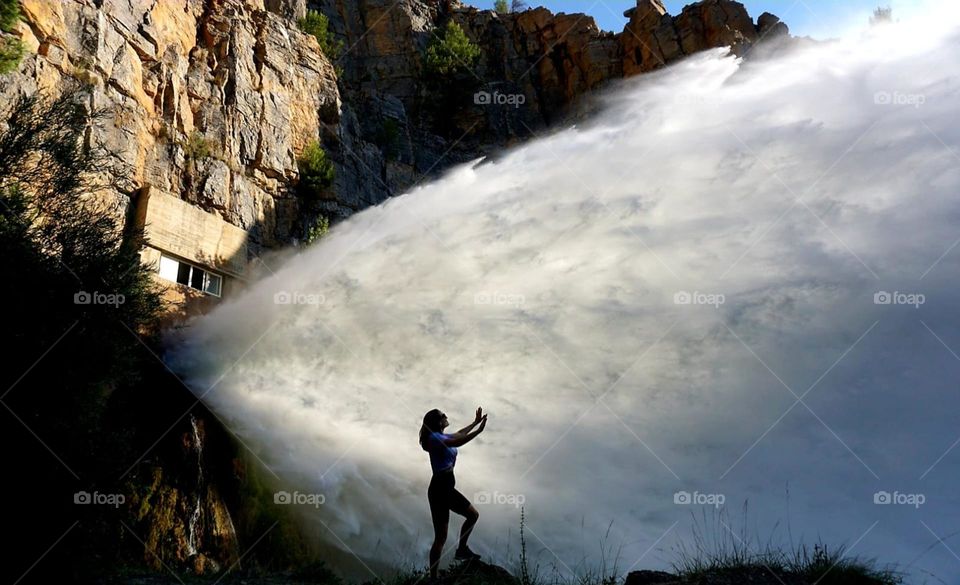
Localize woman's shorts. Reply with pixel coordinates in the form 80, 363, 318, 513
428, 469, 472, 528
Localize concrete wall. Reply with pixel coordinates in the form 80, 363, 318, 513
133, 186, 249, 278
133, 186, 251, 322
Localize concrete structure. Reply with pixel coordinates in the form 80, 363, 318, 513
132, 187, 249, 321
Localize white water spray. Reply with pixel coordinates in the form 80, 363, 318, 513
169, 7, 960, 582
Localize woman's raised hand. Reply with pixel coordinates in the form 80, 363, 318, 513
477, 414, 488, 432
475, 406, 483, 422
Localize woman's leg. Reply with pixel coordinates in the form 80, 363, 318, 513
429, 521, 447, 578
428, 481, 450, 578
457, 504, 480, 551
449, 482, 479, 552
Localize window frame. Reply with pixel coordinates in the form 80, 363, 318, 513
203, 271, 222, 297
156, 253, 223, 298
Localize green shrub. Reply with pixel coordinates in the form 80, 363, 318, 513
0, 0, 23, 75
0, 87, 163, 368
0, 0, 20, 32
297, 140, 335, 199
424, 21, 481, 77
183, 130, 213, 160
298, 9, 343, 59
304, 215, 330, 245
0, 36, 24, 74
421, 21, 483, 137
494, 0, 509, 13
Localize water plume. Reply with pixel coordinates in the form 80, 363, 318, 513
168, 7, 960, 581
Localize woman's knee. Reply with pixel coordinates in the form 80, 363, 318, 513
467, 505, 479, 521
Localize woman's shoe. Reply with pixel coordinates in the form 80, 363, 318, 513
454, 545, 481, 561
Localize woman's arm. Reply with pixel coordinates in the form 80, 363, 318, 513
454, 407, 484, 435
442, 415, 487, 447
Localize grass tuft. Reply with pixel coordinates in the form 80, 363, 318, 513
670, 504, 901, 585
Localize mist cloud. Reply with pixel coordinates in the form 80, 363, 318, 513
168, 8, 960, 582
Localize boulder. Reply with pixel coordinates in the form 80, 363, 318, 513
757, 12, 790, 39
622, 0, 767, 75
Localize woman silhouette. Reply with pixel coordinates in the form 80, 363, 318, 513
420, 406, 488, 577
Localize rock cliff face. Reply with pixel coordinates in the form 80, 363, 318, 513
2, 0, 789, 252
622, 0, 760, 74
320, 0, 791, 208
127, 415, 240, 574
6, 0, 343, 255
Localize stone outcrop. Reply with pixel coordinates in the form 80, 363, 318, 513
622, 0, 790, 75
757, 11, 790, 39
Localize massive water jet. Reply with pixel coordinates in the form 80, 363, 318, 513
168, 7, 960, 582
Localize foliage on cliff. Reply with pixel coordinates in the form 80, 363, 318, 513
0, 0, 23, 73
0, 36, 24, 73
424, 21, 481, 77
0, 0, 19, 31
297, 140, 336, 200
299, 9, 343, 59
0, 87, 163, 365
421, 21, 484, 137
0, 86, 164, 582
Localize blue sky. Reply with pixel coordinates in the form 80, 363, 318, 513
465, 1, 927, 39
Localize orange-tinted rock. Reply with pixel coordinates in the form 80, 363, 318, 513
2, 0, 342, 250
622, 0, 764, 75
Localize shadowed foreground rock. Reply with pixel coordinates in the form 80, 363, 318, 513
97, 559, 516, 585
438, 560, 516, 585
